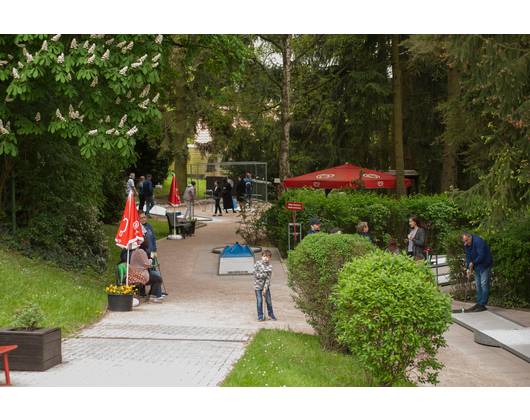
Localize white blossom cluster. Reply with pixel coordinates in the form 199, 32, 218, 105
106, 128, 115, 135
68, 105, 80, 120
18, 61, 24, 69
128, 97, 135, 103
12, 68, 20, 78
105, 115, 110, 123
152, 62, 159, 68
126, 126, 138, 136
41, 40, 47, 51
67, 73, 72, 81
106, 38, 115, 45
115, 96, 121, 105
88, 129, 98, 135
155, 34, 163, 44
79, 115, 85, 123
122, 41, 134, 54
114, 130, 120, 136
83, 40, 89, 49
138, 99, 149, 109
125, 90, 132, 98
0, 60, 8, 66
78, 101, 83, 108
90, 76, 98, 87
116, 41, 126, 48
118, 114, 127, 128
152, 53, 161, 63
87, 54, 95, 64
8, 54, 13, 59
139, 84, 151, 98
98, 119, 103, 124
5, 95, 14, 103
56, 109, 66, 122
88, 43, 96, 54
101, 49, 110, 61
25, 53, 33, 63
51, 34, 61, 42
152, 93, 160, 103
91, 34, 105, 39
71, 39, 78, 49
119, 66, 128, 75
0, 120, 9, 135
57, 53, 64, 63
35, 112, 41, 121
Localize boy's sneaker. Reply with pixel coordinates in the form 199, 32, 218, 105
268, 313, 277, 321
258, 315, 266, 322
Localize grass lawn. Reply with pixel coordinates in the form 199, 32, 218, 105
0, 248, 107, 336
221, 329, 372, 387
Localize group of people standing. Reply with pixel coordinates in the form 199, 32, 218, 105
212, 173, 253, 216
126, 172, 156, 218
306, 214, 494, 313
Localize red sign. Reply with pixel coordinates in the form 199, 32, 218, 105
286, 202, 303, 211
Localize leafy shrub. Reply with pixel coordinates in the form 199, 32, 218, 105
286, 233, 376, 350
236, 203, 272, 245
0, 203, 110, 274
263, 189, 467, 256
9, 301, 46, 331
331, 251, 453, 386
60, 203, 110, 273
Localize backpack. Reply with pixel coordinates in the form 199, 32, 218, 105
245, 181, 252, 192
222, 184, 227, 193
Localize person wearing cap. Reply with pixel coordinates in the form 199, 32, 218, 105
183, 181, 196, 219
329, 227, 341, 234
307, 217, 321, 235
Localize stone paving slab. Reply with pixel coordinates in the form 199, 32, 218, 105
9, 324, 254, 387
452, 310, 530, 363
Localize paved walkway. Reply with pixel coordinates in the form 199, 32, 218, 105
4, 206, 530, 387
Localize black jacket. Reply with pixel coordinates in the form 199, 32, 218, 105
236, 180, 246, 201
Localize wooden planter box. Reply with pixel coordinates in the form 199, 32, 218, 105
0, 327, 62, 371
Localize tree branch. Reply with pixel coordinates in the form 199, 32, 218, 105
292, 35, 326, 66
250, 56, 282, 90
257, 35, 283, 53
292, 56, 354, 102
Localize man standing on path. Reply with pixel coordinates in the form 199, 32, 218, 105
183, 181, 196, 219
126, 173, 138, 197
143, 174, 155, 218
461, 231, 493, 312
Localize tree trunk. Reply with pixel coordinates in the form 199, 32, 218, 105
170, 84, 194, 198
392, 35, 406, 200
279, 34, 292, 195
441, 66, 460, 192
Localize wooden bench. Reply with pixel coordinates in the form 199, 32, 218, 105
166, 213, 192, 238
0, 345, 18, 386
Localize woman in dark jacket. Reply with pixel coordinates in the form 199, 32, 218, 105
221, 177, 235, 213
236, 175, 246, 206
212, 180, 223, 216
404, 215, 426, 257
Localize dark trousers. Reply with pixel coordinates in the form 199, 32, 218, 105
214, 199, 222, 214
138, 194, 145, 212
147, 272, 163, 296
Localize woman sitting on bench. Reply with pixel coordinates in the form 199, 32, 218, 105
130, 237, 164, 304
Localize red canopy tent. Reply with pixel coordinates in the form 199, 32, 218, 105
283, 163, 411, 189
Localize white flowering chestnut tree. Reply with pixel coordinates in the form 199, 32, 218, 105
0, 34, 166, 160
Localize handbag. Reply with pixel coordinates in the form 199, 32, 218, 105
126, 264, 148, 285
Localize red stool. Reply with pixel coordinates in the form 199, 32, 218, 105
0, 345, 18, 386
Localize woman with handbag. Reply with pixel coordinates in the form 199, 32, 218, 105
130, 237, 164, 303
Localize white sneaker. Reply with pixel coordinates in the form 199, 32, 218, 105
148, 295, 163, 303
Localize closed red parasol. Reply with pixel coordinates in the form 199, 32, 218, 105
167, 174, 182, 240
168, 174, 181, 206
283, 163, 411, 189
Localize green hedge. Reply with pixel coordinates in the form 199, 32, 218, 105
331, 251, 453, 386
263, 189, 470, 256
286, 232, 376, 350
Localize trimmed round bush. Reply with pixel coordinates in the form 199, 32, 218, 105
286, 233, 376, 350
331, 251, 453, 386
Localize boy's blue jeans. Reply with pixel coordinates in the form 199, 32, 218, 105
255, 289, 273, 317
475, 266, 491, 306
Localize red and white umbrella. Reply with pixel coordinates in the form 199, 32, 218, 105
115, 192, 144, 284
